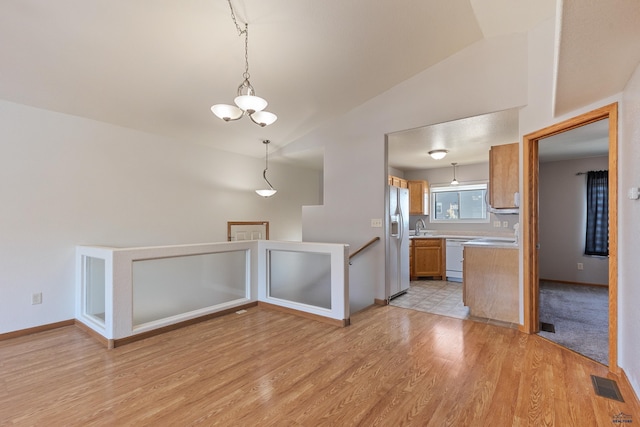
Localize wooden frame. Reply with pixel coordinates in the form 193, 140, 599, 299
522, 103, 618, 372
227, 221, 269, 241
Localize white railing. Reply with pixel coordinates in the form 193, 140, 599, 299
76, 240, 349, 344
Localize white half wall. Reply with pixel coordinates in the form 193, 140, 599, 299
0, 100, 321, 334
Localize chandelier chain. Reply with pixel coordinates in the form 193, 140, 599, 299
227, 0, 250, 80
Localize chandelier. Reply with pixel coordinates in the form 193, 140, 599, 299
256, 140, 277, 197
211, 1, 277, 127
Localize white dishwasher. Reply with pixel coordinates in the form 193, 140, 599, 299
446, 239, 468, 282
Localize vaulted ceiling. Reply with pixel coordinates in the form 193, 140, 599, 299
1, 1, 638, 163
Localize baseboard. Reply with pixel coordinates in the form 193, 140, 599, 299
619, 367, 640, 408
258, 301, 349, 327
0, 319, 75, 341
540, 278, 608, 288
374, 298, 389, 306
74, 319, 114, 349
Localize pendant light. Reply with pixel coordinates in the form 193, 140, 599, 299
428, 149, 448, 160
211, 1, 277, 127
256, 140, 277, 197
451, 162, 459, 185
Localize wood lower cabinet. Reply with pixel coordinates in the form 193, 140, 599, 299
411, 238, 445, 280
463, 245, 518, 323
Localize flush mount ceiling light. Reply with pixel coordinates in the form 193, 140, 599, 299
451, 162, 459, 185
256, 140, 277, 197
211, 0, 277, 127
428, 149, 449, 160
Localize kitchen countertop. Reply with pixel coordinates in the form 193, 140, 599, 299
409, 231, 517, 247
463, 238, 518, 248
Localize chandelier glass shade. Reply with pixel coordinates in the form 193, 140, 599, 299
428, 149, 448, 160
211, 1, 277, 127
256, 140, 277, 197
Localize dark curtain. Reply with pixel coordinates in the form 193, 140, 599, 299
585, 170, 608, 256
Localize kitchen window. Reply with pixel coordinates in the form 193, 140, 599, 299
430, 183, 488, 223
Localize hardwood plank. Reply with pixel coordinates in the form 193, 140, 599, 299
0, 305, 638, 426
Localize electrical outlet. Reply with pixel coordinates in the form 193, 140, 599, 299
493, 221, 501, 227
371, 218, 383, 228
577, 263, 584, 270
31, 292, 42, 305
502, 221, 509, 228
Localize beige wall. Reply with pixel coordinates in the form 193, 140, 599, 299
538, 156, 609, 285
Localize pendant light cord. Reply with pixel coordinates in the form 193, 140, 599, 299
227, 0, 251, 82
263, 140, 275, 190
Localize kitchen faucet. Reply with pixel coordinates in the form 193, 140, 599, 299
415, 218, 426, 235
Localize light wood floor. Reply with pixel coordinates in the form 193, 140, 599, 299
1, 306, 638, 426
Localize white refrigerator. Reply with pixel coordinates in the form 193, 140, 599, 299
387, 185, 410, 298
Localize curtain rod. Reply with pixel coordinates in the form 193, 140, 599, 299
576, 170, 608, 176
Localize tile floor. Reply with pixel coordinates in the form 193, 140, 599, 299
390, 279, 469, 320
390, 279, 519, 329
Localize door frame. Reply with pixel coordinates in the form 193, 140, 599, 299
522, 103, 618, 372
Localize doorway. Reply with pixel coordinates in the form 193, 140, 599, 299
522, 103, 618, 371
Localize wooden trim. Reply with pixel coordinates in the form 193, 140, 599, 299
112, 302, 258, 348
539, 278, 609, 288
74, 320, 114, 349
258, 301, 350, 327
0, 319, 75, 341
349, 237, 380, 260
374, 298, 389, 306
609, 103, 619, 374
523, 102, 618, 373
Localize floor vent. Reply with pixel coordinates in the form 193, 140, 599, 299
539, 322, 555, 333
591, 375, 624, 402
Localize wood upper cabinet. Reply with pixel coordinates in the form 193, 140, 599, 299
408, 180, 429, 215
388, 175, 408, 189
411, 238, 445, 280
489, 143, 519, 209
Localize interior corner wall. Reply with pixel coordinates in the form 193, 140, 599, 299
538, 157, 609, 285
297, 32, 529, 308
0, 100, 321, 334
620, 61, 640, 398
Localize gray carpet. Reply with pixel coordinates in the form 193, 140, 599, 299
538, 281, 608, 365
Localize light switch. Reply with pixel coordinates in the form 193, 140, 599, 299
628, 187, 640, 200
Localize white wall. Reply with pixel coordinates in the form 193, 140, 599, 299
620, 61, 640, 396
0, 100, 321, 334
538, 156, 609, 285
298, 32, 529, 308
